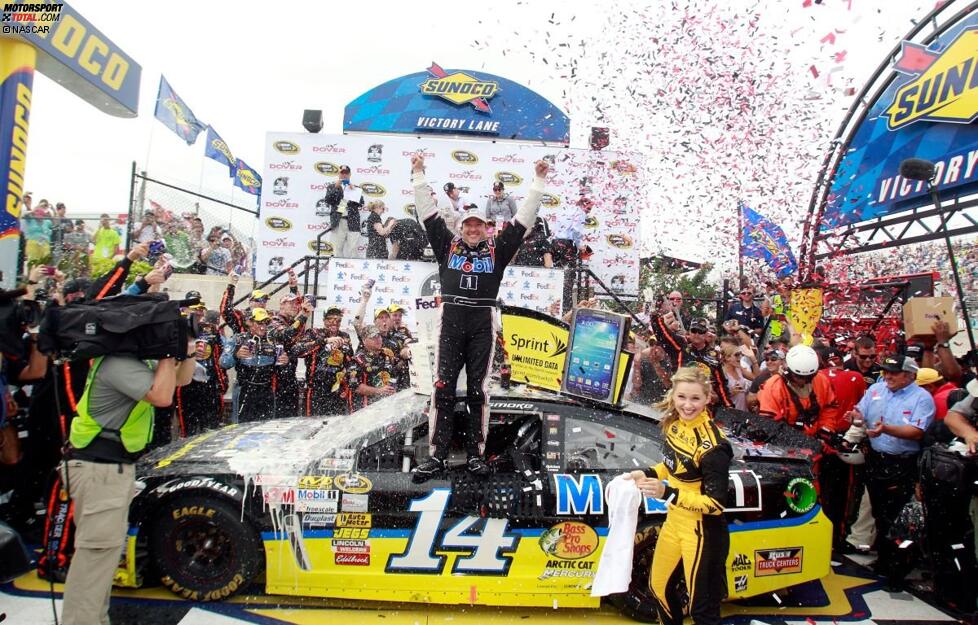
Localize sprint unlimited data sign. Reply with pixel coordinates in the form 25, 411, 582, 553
257, 132, 644, 295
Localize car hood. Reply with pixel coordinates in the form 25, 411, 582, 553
138, 391, 429, 479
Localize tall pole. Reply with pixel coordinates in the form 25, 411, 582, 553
125, 161, 136, 254
737, 204, 744, 289
0, 39, 36, 288
929, 183, 977, 354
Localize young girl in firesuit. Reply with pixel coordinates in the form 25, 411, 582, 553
628, 366, 733, 625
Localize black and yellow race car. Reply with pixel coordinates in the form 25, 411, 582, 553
116, 386, 831, 621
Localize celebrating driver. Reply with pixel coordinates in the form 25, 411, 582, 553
409, 152, 549, 480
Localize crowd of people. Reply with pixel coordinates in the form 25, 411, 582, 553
18, 192, 253, 279
628, 281, 978, 607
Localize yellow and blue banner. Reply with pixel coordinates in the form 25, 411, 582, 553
740, 202, 797, 279
825, 15, 978, 230
0, 38, 35, 287
233, 158, 261, 198
154, 76, 204, 145
204, 125, 235, 176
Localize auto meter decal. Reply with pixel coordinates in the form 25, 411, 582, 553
754, 547, 803, 577
538, 522, 598, 560
335, 473, 373, 494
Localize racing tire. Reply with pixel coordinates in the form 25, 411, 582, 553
150, 495, 262, 602
609, 523, 688, 623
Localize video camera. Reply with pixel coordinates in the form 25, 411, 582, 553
37, 292, 199, 361
0, 288, 41, 359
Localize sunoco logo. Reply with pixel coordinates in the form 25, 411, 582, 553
265, 217, 292, 231
359, 182, 386, 197
607, 234, 633, 249
308, 240, 335, 255
884, 28, 978, 130
419, 62, 498, 112
273, 141, 300, 155
314, 162, 340, 176
404, 204, 417, 217
541, 193, 561, 208
452, 150, 478, 164
495, 172, 523, 186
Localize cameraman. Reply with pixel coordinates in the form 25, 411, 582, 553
61, 345, 195, 625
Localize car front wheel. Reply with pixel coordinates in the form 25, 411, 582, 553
150, 495, 262, 601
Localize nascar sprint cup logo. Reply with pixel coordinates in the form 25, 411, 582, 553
495, 172, 523, 186
264, 217, 292, 232
451, 150, 479, 164
359, 182, 386, 198
273, 141, 300, 155
314, 162, 340, 176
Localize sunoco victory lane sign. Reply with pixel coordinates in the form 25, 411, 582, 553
255, 132, 644, 295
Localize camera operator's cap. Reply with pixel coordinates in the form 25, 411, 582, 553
62, 278, 92, 296
903, 342, 926, 361
250, 289, 268, 301
915, 368, 942, 386
387, 303, 405, 313
362, 324, 382, 339
443, 182, 456, 194
374, 307, 390, 319
250, 307, 270, 322
880, 355, 919, 373
688, 317, 709, 332
460, 209, 487, 226
323, 305, 343, 317
184, 290, 204, 308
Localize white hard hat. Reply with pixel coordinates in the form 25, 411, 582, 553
785, 344, 819, 377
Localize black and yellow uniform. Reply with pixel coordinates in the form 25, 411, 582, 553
649, 315, 733, 408
646, 411, 732, 625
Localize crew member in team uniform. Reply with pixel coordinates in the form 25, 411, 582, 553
409, 152, 549, 480
649, 315, 733, 408
221, 269, 271, 334
174, 304, 228, 436
292, 306, 354, 416
268, 293, 312, 418
348, 325, 400, 411
220, 308, 289, 422
627, 367, 732, 625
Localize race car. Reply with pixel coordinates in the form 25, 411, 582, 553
116, 386, 832, 621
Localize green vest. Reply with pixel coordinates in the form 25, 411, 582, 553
69, 357, 155, 453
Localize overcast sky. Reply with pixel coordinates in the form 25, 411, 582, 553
21, 0, 937, 268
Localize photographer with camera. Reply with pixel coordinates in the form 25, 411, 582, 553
60, 339, 196, 624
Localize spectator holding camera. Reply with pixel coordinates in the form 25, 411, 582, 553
365, 201, 397, 259
725, 285, 764, 341
201, 233, 233, 276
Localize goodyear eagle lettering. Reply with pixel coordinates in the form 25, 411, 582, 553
5, 82, 31, 223
885, 29, 978, 130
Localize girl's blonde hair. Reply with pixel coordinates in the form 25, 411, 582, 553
367, 200, 386, 212
655, 366, 713, 429
720, 344, 740, 360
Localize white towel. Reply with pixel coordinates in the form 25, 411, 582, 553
591, 474, 643, 597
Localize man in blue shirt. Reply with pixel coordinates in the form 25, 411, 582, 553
847, 354, 935, 591
724, 286, 763, 341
